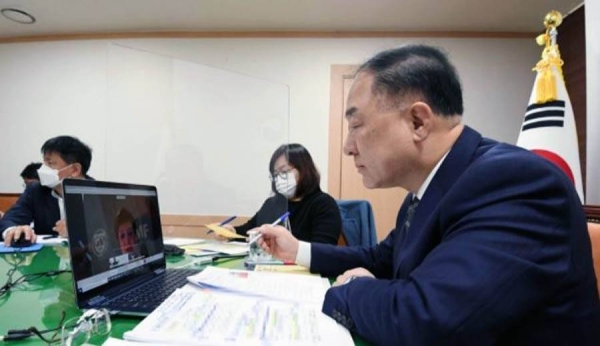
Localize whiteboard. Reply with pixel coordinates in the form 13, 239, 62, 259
106, 44, 290, 215
0, 42, 289, 216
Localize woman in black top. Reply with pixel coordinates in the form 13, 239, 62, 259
235, 144, 342, 245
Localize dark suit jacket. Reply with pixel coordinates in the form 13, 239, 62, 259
313, 126, 600, 345
0, 183, 60, 238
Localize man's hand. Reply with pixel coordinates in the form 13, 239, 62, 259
256, 225, 299, 262
3, 225, 37, 246
53, 220, 67, 237
333, 267, 375, 287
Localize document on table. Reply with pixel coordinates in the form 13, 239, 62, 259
36, 235, 68, 245
204, 223, 246, 239
102, 337, 171, 345
123, 289, 353, 346
253, 264, 312, 275
182, 241, 248, 256
187, 266, 330, 304
163, 237, 206, 246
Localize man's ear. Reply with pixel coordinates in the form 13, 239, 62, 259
71, 163, 84, 178
409, 102, 434, 142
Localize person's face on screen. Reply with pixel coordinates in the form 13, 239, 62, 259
117, 222, 137, 253
343, 72, 418, 189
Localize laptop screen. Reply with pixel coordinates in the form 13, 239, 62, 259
63, 179, 166, 303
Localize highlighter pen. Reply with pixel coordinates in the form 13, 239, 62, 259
207, 216, 238, 234
248, 211, 290, 246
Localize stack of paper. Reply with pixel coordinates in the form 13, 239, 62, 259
182, 241, 248, 256
253, 264, 312, 275
163, 237, 206, 247
122, 267, 353, 345
186, 267, 329, 303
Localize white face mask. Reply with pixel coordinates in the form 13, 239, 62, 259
37, 164, 68, 188
275, 173, 297, 199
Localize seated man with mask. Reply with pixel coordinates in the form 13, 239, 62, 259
1, 136, 93, 246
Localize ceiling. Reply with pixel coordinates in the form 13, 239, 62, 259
0, 0, 583, 39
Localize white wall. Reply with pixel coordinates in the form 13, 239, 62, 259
0, 37, 539, 214
586, 0, 600, 204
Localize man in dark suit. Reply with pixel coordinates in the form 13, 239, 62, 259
20, 162, 42, 188
1, 136, 92, 246
257, 45, 600, 344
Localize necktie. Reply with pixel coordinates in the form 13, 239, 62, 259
403, 197, 420, 232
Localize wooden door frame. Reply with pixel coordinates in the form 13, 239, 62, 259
328, 65, 358, 198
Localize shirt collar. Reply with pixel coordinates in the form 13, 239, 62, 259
50, 189, 62, 200
51, 189, 65, 220
414, 150, 450, 200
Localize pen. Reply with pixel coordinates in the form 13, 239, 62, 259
207, 216, 237, 234
248, 211, 290, 246
42, 234, 59, 239
219, 216, 237, 226
212, 254, 247, 262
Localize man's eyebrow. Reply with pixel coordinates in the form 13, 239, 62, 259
345, 106, 357, 118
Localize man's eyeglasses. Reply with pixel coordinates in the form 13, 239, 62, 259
269, 168, 294, 182
61, 309, 111, 346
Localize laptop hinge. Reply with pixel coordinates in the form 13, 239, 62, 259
154, 268, 166, 274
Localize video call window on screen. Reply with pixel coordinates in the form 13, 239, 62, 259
64, 185, 165, 293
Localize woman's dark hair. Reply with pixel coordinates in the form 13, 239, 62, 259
41, 135, 93, 174
269, 143, 320, 199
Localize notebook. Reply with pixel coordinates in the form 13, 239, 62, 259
63, 179, 199, 316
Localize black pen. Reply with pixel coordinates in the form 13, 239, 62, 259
212, 254, 247, 262
42, 234, 58, 239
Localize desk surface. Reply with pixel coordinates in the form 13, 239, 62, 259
0, 245, 367, 345
0, 244, 247, 345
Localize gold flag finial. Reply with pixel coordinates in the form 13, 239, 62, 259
544, 10, 563, 29
533, 10, 564, 104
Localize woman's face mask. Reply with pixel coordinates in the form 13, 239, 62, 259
275, 171, 297, 199
37, 164, 72, 188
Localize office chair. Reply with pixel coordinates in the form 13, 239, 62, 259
336, 200, 377, 247
588, 222, 600, 297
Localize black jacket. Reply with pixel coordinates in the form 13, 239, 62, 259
0, 183, 60, 238
235, 189, 342, 245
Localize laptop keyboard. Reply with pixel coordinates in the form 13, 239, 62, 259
107, 269, 199, 311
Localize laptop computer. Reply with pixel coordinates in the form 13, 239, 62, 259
63, 178, 200, 316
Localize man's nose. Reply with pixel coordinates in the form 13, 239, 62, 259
343, 136, 356, 156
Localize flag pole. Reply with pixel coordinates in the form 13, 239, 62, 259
533, 10, 564, 104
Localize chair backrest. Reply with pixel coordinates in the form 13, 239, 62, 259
336, 199, 377, 247
588, 222, 600, 297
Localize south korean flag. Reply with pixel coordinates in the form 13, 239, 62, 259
517, 67, 584, 203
